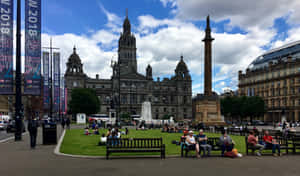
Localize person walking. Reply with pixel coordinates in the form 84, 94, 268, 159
61, 118, 65, 129
66, 117, 71, 130
28, 117, 38, 149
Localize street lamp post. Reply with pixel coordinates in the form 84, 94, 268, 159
15, 0, 22, 141
43, 39, 59, 121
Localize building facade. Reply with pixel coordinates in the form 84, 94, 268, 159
64, 15, 192, 120
238, 41, 300, 122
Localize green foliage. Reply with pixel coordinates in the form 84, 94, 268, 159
163, 114, 170, 119
221, 96, 266, 122
69, 88, 100, 115
120, 113, 130, 120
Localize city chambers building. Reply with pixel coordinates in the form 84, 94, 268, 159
64, 15, 192, 120
238, 41, 300, 122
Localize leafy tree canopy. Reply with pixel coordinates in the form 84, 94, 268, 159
69, 88, 100, 115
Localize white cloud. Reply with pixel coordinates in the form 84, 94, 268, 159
160, 0, 300, 30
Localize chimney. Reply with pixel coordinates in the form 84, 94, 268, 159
96, 74, 99, 80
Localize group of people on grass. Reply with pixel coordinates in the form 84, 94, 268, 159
247, 130, 281, 156
183, 129, 236, 158
96, 127, 129, 146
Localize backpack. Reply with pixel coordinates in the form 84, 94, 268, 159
224, 151, 237, 158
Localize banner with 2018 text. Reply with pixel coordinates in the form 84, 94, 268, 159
24, 0, 41, 95
0, 0, 14, 94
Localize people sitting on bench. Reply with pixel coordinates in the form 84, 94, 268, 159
263, 130, 281, 156
98, 134, 107, 146
247, 131, 264, 156
185, 131, 200, 158
219, 130, 235, 156
197, 129, 211, 157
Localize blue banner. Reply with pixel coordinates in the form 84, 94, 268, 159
53, 52, 60, 113
43, 52, 49, 109
24, 0, 41, 95
0, 0, 14, 94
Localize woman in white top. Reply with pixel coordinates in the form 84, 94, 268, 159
185, 130, 200, 158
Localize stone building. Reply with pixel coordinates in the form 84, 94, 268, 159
238, 41, 300, 122
64, 14, 192, 120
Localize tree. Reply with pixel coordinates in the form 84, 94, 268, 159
69, 88, 100, 115
221, 96, 266, 122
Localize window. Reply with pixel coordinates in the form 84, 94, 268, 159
121, 95, 127, 104
183, 96, 187, 104
73, 81, 77, 87
164, 108, 167, 112
183, 108, 187, 113
284, 89, 287, 96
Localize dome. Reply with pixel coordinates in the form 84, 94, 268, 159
68, 46, 81, 63
248, 40, 300, 70
176, 56, 188, 72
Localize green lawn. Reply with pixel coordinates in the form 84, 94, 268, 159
60, 129, 247, 156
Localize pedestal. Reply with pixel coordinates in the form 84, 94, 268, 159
193, 94, 224, 125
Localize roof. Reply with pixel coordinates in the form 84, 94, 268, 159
248, 40, 300, 70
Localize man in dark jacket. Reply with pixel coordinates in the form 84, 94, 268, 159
66, 118, 70, 130
28, 118, 38, 149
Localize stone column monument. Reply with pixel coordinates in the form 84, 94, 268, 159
193, 16, 224, 125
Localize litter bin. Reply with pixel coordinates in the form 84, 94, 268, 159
42, 122, 57, 145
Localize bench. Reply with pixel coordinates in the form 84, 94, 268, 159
228, 128, 244, 136
245, 136, 292, 155
106, 138, 165, 159
292, 136, 300, 154
287, 131, 300, 139
181, 137, 225, 157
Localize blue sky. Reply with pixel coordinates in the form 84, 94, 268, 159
36, 0, 300, 95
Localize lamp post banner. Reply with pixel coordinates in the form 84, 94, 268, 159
65, 88, 67, 114
53, 52, 60, 112
0, 0, 14, 94
60, 77, 65, 115
43, 52, 49, 109
24, 0, 41, 95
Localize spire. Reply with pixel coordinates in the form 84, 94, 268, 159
123, 9, 131, 35
206, 15, 210, 30
180, 55, 184, 61
73, 45, 76, 53
203, 15, 214, 41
